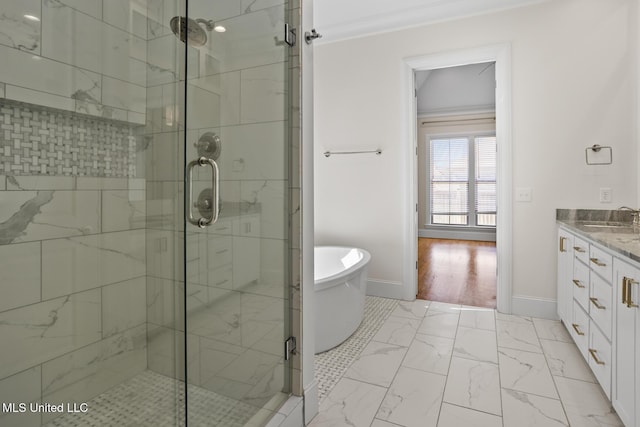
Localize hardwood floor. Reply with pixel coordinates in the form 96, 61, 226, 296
417, 238, 496, 308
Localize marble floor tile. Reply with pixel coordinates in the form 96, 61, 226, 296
418, 311, 459, 339
501, 389, 568, 427
437, 403, 502, 427
554, 376, 623, 427
376, 366, 446, 427
496, 312, 533, 324
427, 301, 462, 313
390, 300, 430, 319
443, 356, 502, 416
533, 318, 572, 342
540, 339, 596, 382
371, 419, 402, 427
402, 333, 454, 376
453, 327, 498, 363
498, 347, 558, 398
497, 319, 542, 353
372, 315, 421, 347
343, 341, 407, 388
309, 378, 387, 427
459, 307, 496, 331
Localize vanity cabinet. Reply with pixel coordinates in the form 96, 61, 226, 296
557, 224, 640, 426
612, 258, 640, 427
557, 229, 574, 324
557, 227, 614, 399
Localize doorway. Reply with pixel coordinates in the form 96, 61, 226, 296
415, 63, 497, 308
402, 45, 513, 313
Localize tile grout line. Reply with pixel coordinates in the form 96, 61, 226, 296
529, 317, 571, 425
369, 300, 433, 426
435, 302, 463, 427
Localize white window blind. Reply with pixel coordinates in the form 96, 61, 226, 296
430, 138, 469, 225
428, 134, 497, 228
475, 136, 496, 227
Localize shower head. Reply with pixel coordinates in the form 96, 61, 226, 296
170, 16, 214, 47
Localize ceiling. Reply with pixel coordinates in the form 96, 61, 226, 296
416, 63, 496, 116
313, 0, 550, 43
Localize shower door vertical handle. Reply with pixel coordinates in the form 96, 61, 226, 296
187, 156, 220, 228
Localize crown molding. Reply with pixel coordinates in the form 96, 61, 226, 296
315, 0, 550, 44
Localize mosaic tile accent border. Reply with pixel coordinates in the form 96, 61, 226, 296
0, 100, 141, 177
44, 370, 257, 427
315, 296, 399, 401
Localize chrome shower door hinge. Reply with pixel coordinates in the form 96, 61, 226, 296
284, 336, 297, 361
284, 24, 296, 47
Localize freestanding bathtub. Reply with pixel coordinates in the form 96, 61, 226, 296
314, 246, 371, 354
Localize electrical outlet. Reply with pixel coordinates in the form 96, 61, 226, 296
515, 187, 532, 202
600, 188, 612, 203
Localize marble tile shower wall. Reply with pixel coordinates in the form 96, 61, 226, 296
0, 0, 150, 124
0, 174, 147, 427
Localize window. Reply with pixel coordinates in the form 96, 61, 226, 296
429, 135, 496, 227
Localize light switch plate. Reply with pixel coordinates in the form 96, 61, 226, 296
600, 188, 612, 203
516, 187, 532, 202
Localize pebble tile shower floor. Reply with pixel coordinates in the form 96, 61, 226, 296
43, 370, 256, 427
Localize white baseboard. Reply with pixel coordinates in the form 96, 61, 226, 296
367, 279, 407, 300
510, 296, 558, 320
419, 228, 496, 242
303, 380, 319, 425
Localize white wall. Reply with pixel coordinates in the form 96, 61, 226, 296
314, 0, 637, 304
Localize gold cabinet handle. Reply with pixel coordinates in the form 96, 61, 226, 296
589, 297, 606, 310
622, 277, 629, 305
560, 236, 567, 252
572, 279, 586, 289
627, 278, 639, 308
571, 323, 585, 336
573, 246, 586, 253
590, 258, 606, 267
589, 348, 605, 365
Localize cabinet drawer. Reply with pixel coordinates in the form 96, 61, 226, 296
589, 273, 612, 340
573, 259, 590, 312
209, 218, 234, 236
208, 264, 233, 290
571, 300, 589, 360
589, 245, 613, 283
207, 236, 233, 269
588, 321, 612, 399
572, 235, 590, 264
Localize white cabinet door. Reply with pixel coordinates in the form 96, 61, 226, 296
558, 228, 575, 324
613, 258, 638, 427
232, 216, 261, 288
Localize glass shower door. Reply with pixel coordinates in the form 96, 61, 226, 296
182, 1, 292, 425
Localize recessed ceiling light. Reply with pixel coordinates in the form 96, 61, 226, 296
24, 14, 40, 22
214, 25, 226, 33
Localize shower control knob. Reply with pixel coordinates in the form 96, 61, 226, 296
305, 29, 322, 44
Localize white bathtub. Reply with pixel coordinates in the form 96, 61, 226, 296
314, 246, 371, 354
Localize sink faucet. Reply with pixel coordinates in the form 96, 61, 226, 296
618, 206, 640, 226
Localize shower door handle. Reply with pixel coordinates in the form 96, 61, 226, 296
187, 156, 220, 228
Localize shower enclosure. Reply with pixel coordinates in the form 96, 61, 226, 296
0, 0, 298, 425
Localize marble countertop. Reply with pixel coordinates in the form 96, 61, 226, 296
557, 209, 640, 265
